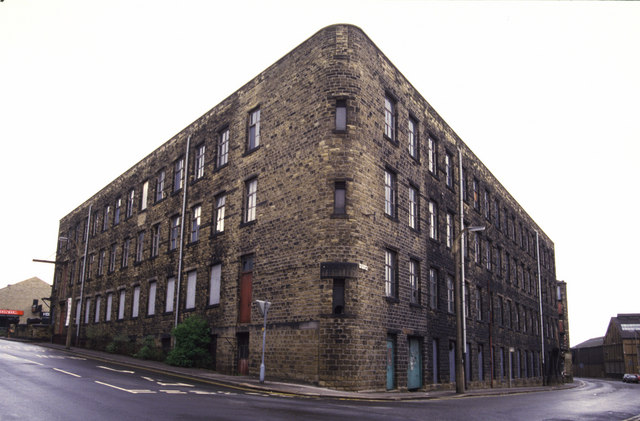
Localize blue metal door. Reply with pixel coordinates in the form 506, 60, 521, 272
386, 338, 395, 390
407, 337, 422, 390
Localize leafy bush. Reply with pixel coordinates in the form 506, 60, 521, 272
106, 333, 132, 355
85, 325, 110, 350
165, 315, 212, 368
134, 335, 164, 361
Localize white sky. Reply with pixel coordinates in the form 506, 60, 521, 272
1, 0, 638, 346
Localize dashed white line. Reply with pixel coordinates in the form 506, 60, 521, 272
95, 381, 155, 394
157, 382, 194, 387
53, 368, 81, 377
160, 390, 187, 394
98, 365, 134, 374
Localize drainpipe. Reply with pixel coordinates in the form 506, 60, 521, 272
458, 147, 468, 388
174, 135, 191, 331
536, 231, 546, 385
76, 204, 92, 346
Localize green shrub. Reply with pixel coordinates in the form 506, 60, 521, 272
165, 315, 212, 368
106, 333, 132, 355
85, 325, 110, 350
134, 335, 164, 361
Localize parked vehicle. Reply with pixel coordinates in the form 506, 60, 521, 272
622, 374, 639, 383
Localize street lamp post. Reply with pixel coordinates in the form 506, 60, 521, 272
453, 225, 485, 394
255, 300, 271, 384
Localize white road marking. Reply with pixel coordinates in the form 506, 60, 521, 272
160, 390, 187, 394
190, 390, 219, 395
53, 368, 81, 377
141, 376, 155, 382
98, 365, 134, 374
156, 382, 194, 387
68, 356, 87, 360
2, 354, 45, 366
95, 381, 155, 394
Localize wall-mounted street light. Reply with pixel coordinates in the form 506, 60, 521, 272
255, 300, 271, 384
454, 225, 485, 394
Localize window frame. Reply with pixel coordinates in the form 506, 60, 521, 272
217, 128, 229, 168
244, 178, 258, 223
384, 96, 396, 141
248, 108, 261, 151
194, 144, 206, 180
215, 193, 226, 233
384, 169, 397, 219
384, 249, 398, 299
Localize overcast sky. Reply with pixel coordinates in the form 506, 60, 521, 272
1, 0, 638, 346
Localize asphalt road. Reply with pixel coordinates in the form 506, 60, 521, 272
1, 340, 639, 421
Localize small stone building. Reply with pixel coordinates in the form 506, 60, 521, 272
0, 277, 52, 327
51, 24, 563, 391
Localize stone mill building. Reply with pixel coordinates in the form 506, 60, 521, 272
51, 24, 565, 391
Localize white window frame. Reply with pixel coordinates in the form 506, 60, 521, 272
409, 186, 418, 229
126, 189, 135, 218
170, 216, 180, 250
429, 268, 438, 310
186, 270, 197, 310
408, 117, 417, 158
84, 297, 91, 324
384, 170, 396, 218
94, 295, 101, 323
191, 205, 201, 243
245, 179, 257, 222
148, 281, 157, 316
446, 213, 454, 249
141, 180, 149, 210
209, 264, 221, 306
384, 96, 395, 140
409, 259, 418, 304
166, 277, 175, 313
428, 200, 438, 240
215, 194, 226, 233
118, 289, 126, 320
248, 109, 261, 150
218, 129, 229, 167
195, 144, 205, 179
132, 285, 140, 318
447, 275, 455, 314
427, 136, 436, 174
174, 158, 184, 192
105, 293, 112, 322
156, 171, 165, 202
385, 250, 396, 298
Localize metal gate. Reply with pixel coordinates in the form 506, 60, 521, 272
407, 337, 422, 390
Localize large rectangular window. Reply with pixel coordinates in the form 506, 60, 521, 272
209, 264, 221, 306
429, 268, 438, 310
215, 194, 226, 233
446, 213, 454, 249
245, 179, 257, 223
408, 117, 418, 159
445, 152, 453, 188
186, 270, 197, 310
476, 287, 483, 320
105, 293, 112, 322
428, 200, 438, 240
126, 189, 135, 218
94, 295, 101, 323
409, 259, 419, 305
121, 238, 130, 268
84, 297, 91, 324
191, 205, 201, 243
217, 128, 229, 167
170, 216, 180, 250
447, 275, 455, 314
136, 231, 144, 262
409, 186, 418, 230
174, 158, 184, 192
384, 96, 396, 141
132, 285, 140, 318
156, 170, 165, 202
114, 197, 121, 225
427, 136, 437, 174
384, 249, 397, 298
118, 289, 126, 320
108, 243, 117, 273
148, 281, 157, 316
166, 277, 175, 313
195, 144, 205, 180
248, 108, 261, 150
384, 170, 397, 218
141, 180, 149, 211
151, 224, 160, 257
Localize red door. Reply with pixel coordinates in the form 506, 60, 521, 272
239, 272, 252, 323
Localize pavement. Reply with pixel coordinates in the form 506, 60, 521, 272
6, 337, 578, 401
